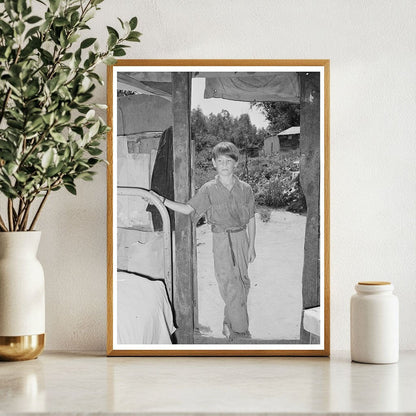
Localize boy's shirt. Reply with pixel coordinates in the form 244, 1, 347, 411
188, 175, 255, 232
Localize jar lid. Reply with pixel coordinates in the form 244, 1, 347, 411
358, 281, 391, 285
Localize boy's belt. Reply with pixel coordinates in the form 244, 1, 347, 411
212, 226, 246, 266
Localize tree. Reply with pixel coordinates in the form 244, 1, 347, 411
191, 108, 266, 152
232, 114, 256, 148
191, 107, 210, 151
253, 101, 300, 134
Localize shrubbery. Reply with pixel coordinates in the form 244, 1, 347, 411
194, 149, 307, 214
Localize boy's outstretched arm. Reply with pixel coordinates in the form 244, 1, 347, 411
165, 198, 194, 215
248, 215, 256, 263
150, 191, 194, 216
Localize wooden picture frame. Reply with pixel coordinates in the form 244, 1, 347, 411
107, 60, 330, 356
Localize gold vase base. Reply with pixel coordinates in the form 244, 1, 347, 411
0, 334, 45, 361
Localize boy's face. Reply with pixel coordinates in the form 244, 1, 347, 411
212, 155, 238, 176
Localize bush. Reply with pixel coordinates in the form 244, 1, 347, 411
194, 149, 306, 214
236, 151, 306, 213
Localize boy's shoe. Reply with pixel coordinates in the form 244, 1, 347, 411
233, 330, 252, 341
223, 323, 251, 342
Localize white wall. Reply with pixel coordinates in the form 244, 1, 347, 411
38, 0, 416, 351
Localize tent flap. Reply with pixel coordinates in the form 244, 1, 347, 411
204, 73, 300, 103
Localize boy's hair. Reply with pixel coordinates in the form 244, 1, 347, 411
212, 141, 239, 162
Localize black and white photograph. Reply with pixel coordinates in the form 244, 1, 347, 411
107, 61, 329, 356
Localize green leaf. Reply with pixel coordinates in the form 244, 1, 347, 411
45, 165, 62, 177
61, 52, 72, 61
78, 93, 94, 103
107, 33, 117, 49
26, 15, 42, 24
74, 148, 84, 159
103, 56, 117, 65
59, 29, 67, 47
50, 131, 67, 143
68, 33, 80, 44
25, 25, 40, 39
0, 20, 13, 35
0, 183, 18, 198
117, 17, 125, 29
129, 16, 138, 30
70, 11, 80, 26
40, 49, 53, 63
22, 5, 32, 17
106, 26, 119, 39
49, 0, 60, 13
64, 183, 76, 195
41, 148, 54, 169
88, 120, 100, 138
25, 117, 44, 133
78, 171, 95, 181
42, 112, 55, 125
7, 119, 24, 129
83, 9, 95, 23
113, 47, 126, 57
85, 109, 95, 120
87, 157, 100, 166
76, 160, 90, 169
126, 31, 141, 42
17, 0, 26, 13
54, 17, 69, 27
5, 162, 18, 176
48, 76, 60, 92
14, 171, 28, 183
71, 126, 84, 136
80, 37, 96, 49
0, 141, 14, 152
88, 72, 103, 85
63, 147, 70, 160
87, 147, 102, 156
4, 1, 16, 19
16, 21, 25, 35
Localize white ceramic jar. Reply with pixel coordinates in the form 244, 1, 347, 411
350, 281, 399, 364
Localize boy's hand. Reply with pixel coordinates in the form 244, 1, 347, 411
248, 246, 256, 263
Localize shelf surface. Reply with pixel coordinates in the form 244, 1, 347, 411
0, 350, 415, 414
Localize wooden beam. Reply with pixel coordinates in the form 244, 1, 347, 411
299, 72, 321, 343
172, 72, 194, 344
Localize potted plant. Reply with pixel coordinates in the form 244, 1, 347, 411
0, 0, 140, 360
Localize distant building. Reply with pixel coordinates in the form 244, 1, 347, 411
277, 126, 300, 150
263, 126, 300, 155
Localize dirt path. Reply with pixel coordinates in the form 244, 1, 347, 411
196, 209, 306, 341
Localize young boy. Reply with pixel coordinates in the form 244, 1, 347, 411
154, 141, 256, 341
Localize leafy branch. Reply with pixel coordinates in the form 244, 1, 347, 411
0, 0, 141, 231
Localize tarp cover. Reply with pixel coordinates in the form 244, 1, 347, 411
204, 73, 300, 103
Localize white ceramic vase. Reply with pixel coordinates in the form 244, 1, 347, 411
0, 231, 45, 361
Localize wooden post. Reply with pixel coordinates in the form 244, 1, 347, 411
172, 72, 194, 344
299, 72, 321, 343
191, 139, 200, 335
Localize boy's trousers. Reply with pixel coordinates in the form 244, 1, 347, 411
212, 229, 250, 334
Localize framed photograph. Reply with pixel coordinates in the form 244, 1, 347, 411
107, 60, 330, 356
